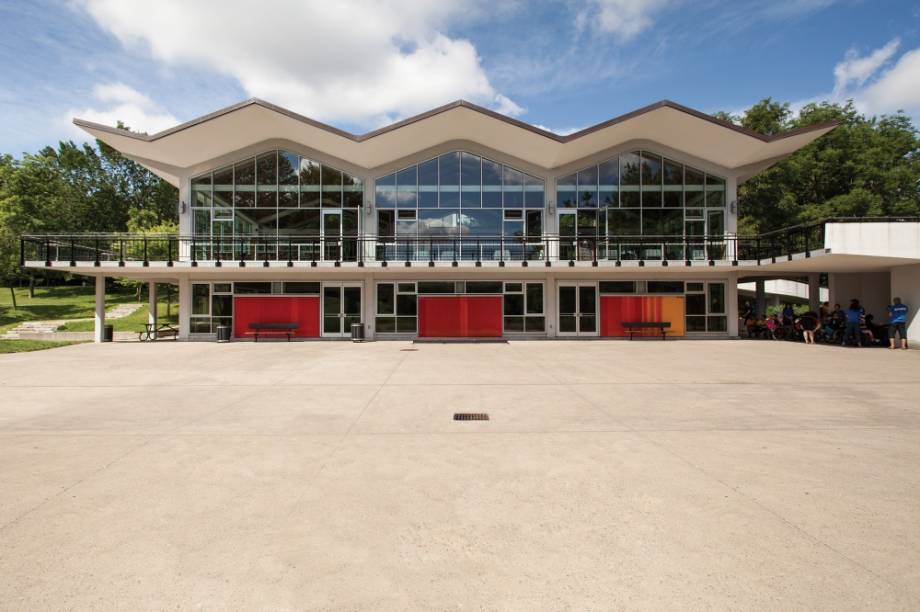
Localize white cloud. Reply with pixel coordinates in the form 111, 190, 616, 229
92, 82, 155, 108
856, 47, 920, 116
825, 39, 920, 118
580, 0, 673, 42
741, 39, 920, 125
65, 82, 179, 136
72, 0, 523, 127
531, 124, 584, 136
493, 93, 525, 117
833, 38, 900, 96
762, 0, 841, 18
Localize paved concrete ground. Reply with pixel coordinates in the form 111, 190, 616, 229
1, 340, 919, 611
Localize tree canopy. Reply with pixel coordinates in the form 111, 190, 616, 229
0, 135, 178, 289
724, 98, 920, 233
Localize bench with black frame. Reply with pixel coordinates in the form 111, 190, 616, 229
622, 321, 671, 340
247, 322, 299, 342
138, 322, 178, 341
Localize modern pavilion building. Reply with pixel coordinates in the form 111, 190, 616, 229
20, 99, 920, 342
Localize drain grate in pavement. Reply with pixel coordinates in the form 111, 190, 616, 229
454, 413, 489, 421
400, 348, 418, 351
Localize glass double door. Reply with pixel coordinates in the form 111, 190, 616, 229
322, 282, 362, 337
321, 209, 359, 261
558, 282, 598, 336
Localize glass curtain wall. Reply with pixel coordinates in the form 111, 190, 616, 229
375, 152, 544, 261
191, 150, 363, 261
557, 151, 725, 261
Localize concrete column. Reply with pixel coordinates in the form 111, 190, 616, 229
363, 274, 375, 340
807, 274, 821, 312
755, 279, 766, 317
178, 276, 191, 341
148, 281, 157, 329
544, 274, 557, 338
725, 176, 739, 235
727, 274, 739, 337
94, 275, 105, 343
178, 178, 191, 261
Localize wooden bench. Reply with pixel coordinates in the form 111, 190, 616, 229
622, 321, 671, 340
247, 322, 298, 342
138, 323, 178, 341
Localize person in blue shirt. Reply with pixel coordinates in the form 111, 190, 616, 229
887, 297, 909, 350
781, 303, 794, 327
843, 299, 865, 347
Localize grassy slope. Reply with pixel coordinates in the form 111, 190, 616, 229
0, 339, 85, 354
59, 300, 178, 332
1, 286, 177, 332
0, 286, 139, 333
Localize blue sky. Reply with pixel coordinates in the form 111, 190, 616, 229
1, 0, 919, 156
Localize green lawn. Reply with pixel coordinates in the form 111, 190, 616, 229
0, 286, 139, 333
58, 300, 178, 332
0, 339, 85, 354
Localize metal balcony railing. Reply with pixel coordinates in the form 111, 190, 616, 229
19, 217, 920, 268
21, 234, 742, 266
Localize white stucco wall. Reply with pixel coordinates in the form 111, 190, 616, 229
828, 272, 890, 321
825, 223, 920, 258
890, 263, 920, 344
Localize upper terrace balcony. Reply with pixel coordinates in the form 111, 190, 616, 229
20, 217, 920, 271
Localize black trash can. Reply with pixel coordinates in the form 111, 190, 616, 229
350, 323, 365, 343
102, 324, 114, 342
216, 325, 232, 343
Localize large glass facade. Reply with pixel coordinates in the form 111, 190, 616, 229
186, 148, 729, 263
558, 151, 726, 260
375, 152, 544, 261
191, 150, 363, 261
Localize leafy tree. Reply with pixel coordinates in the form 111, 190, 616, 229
725, 99, 920, 232
741, 98, 791, 136
712, 111, 740, 125
0, 135, 178, 305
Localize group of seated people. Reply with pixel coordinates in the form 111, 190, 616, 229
742, 298, 906, 347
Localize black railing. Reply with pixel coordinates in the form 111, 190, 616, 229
21, 234, 744, 265
19, 217, 920, 267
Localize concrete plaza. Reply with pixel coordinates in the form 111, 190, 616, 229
1, 340, 919, 610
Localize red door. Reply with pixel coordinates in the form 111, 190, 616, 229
233, 296, 320, 338
418, 295, 503, 337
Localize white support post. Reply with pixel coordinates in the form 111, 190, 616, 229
148, 281, 157, 331
808, 274, 821, 312
545, 274, 557, 338
362, 274, 375, 340
727, 273, 739, 337
755, 279, 766, 317
178, 276, 191, 341
94, 275, 105, 343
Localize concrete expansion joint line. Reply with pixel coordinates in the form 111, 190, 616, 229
0, 434, 156, 534
654, 442, 915, 603
0, 384, 268, 534
279, 344, 412, 520
559, 378, 915, 603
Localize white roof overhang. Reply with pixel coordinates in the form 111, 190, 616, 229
75, 99, 838, 188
